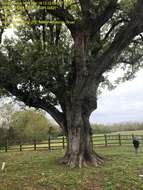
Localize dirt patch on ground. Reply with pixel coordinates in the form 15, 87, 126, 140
77, 179, 103, 190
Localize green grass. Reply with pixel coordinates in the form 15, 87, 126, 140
0, 146, 143, 190
109, 130, 143, 135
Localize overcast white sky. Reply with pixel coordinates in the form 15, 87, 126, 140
90, 69, 143, 124
1, 29, 143, 125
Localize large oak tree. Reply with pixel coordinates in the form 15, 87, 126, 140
1, 0, 143, 167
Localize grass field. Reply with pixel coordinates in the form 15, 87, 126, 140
0, 145, 143, 190
109, 130, 143, 135
92, 130, 143, 136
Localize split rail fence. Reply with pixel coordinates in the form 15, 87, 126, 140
0, 134, 142, 152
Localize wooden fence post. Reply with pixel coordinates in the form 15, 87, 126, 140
62, 136, 65, 149
104, 134, 107, 147
34, 140, 36, 151
48, 135, 51, 151
5, 139, 8, 152
118, 134, 121, 146
20, 142, 22, 151
2, 134, 136, 153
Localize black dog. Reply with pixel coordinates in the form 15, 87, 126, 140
133, 137, 140, 154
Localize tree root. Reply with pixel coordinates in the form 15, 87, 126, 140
60, 151, 104, 168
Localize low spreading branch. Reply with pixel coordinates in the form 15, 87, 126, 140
5, 85, 64, 128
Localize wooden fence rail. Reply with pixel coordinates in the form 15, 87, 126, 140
0, 134, 142, 152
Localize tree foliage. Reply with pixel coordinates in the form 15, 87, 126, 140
0, 108, 59, 145
10, 110, 54, 142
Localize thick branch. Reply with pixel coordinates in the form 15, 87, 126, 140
90, 0, 143, 77
90, 0, 117, 36
80, 0, 117, 38
33, 0, 78, 38
79, 0, 95, 14
103, 19, 129, 41
6, 85, 64, 128
0, 28, 4, 44
93, 25, 139, 77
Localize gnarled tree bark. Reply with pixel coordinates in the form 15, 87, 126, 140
61, 97, 104, 168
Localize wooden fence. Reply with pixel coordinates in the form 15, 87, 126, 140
0, 134, 142, 152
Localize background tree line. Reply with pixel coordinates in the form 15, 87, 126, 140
92, 122, 143, 134
1, 103, 143, 147
0, 109, 61, 146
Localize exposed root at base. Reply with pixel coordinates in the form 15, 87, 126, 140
60, 151, 104, 168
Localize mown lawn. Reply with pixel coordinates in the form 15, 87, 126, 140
0, 146, 143, 190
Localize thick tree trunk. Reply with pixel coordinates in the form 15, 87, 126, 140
60, 32, 104, 168
60, 102, 104, 168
